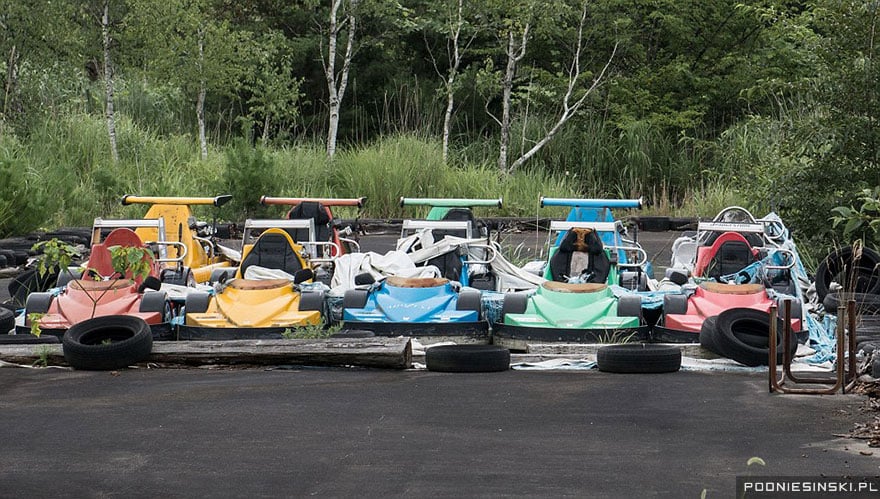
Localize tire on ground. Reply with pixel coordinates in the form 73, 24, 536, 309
815, 246, 880, 303
0, 307, 15, 334
699, 316, 721, 356
596, 344, 682, 373
713, 308, 796, 367
823, 292, 880, 316
425, 345, 510, 373
62, 315, 153, 370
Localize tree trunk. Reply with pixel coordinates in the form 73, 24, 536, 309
324, 0, 357, 159
3, 45, 20, 120
498, 26, 529, 174
197, 27, 208, 160
441, 0, 465, 164
102, 1, 119, 163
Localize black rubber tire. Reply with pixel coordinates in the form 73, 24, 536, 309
185, 292, 211, 314
858, 340, 880, 355
209, 267, 237, 283
425, 345, 510, 373
596, 344, 682, 373
62, 315, 153, 370
815, 246, 880, 303
663, 294, 688, 316
500, 293, 529, 321
343, 289, 369, 310
56, 267, 83, 288
873, 356, 880, 378
616, 294, 642, 320
299, 290, 325, 312
0, 249, 15, 266
25, 292, 53, 315
456, 290, 482, 313
139, 291, 168, 314
9, 268, 58, 308
0, 307, 14, 334
823, 292, 880, 316
161, 267, 195, 287
713, 308, 796, 367
329, 329, 375, 338
699, 316, 721, 355
775, 298, 802, 323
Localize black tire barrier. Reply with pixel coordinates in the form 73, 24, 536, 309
0, 334, 60, 345
596, 344, 682, 373
62, 315, 153, 370
815, 246, 880, 303
425, 345, 510, 373
707, 308, 797, 367
822, 292, 880, 316
0, 307, 14, 334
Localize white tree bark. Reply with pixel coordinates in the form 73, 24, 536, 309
441, 0, 465, 164
323, 0, 358, 159
102, 0, 119, 163
197, 26, 208, 160
497, 24, 530, 174
507, 5, 616, 172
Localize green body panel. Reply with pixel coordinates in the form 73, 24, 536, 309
504, 285, 638, 329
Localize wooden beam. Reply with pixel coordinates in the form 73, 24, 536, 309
0, 338, 412, 370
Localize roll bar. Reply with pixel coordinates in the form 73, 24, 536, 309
260, 196, 366, 207
540, 197, 644, 209
399, 197, 502, 208
121, 195, 232, 207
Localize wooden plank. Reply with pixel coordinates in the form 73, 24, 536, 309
0, 338, 412, 369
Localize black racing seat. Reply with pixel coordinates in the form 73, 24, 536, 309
426, 208, 476, 281
549, 228, 611, 283
240, 232, 304, 277
705, 240, 754, 280
286, 201, 332, 244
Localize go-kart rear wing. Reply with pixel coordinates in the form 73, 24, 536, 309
260, 196, 366, 207
540, 197, 644, 209
548, 220, 648, 268
242, 219, 339, 263
121, 195, 233, 207
399, 197, 502, 208
91, 218, 188, 265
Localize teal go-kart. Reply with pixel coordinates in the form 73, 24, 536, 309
493, 198, 650, 351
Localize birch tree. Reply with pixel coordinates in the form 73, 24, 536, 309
101, 0, 119, 162
322, 0, 359, 158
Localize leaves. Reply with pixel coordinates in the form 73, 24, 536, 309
32, 239, 81, 278
108, 245, 154, 282
746, 456, 766, 467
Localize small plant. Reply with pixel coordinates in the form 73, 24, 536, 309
28, 313, 45, 337
283, 320, 341, 339
32, 345, 53, 367
108, 245, 154, 281
32, 239, 81, 278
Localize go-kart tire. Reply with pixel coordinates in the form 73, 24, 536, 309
25, 292, 53, 315
330, 329, 375, 338
775, 298, 802, 323
663, 294, 688, 316
185, 292, 211, 314
343, 289, 369, 310
0, 307, 14, 334
161, 267, 195, 287
596, 344, 682, 373
823, 292, 880, 315
425, 345, 510, 373
209, 267, 237, 283
62, 316, 153, 370
55, 267, 83, 288
714, 308, 796, 367
299, 290, 325, 312
456, 290, 482, 313
815, 246, 880, 303
616, 294, 642, 320
699, 316, 721, 355
500, 293, 528, 320
139, 291, 168, 314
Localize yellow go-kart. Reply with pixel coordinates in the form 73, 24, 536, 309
121, 195, 239, 284
178, 218, 335, 340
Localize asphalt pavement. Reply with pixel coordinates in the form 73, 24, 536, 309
1, 368, 877, 498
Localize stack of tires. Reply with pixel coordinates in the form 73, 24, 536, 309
699, 308, 797, 367
817, 246, 880, 376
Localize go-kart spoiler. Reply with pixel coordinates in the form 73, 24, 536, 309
260, 196, 366, 207
540, 197, 644, 209
121, 195, 233, 207
399, 197, 502, 208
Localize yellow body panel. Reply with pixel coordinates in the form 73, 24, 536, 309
185, 280, 320, 328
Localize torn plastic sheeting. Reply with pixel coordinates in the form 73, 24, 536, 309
512, 359, 597, 370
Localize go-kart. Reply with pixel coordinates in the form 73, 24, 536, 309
121, 195, 238, 284
260, 196, 365, 283
178, 218, 332, 340
493, 225, 648, 351
18, 222, 182, 340
655, 206, 805, 342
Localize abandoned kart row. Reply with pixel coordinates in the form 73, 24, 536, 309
3, 194, 855, 366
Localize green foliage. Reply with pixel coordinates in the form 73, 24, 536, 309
32, 239, 81, 278
28, 313, 45, 338
0, 135, 47, 237
221, 139, 277, 219
32, 344, 52, 367
832, 188, 880, 246
282, 320, 341, 339
108, 245, 154, 282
